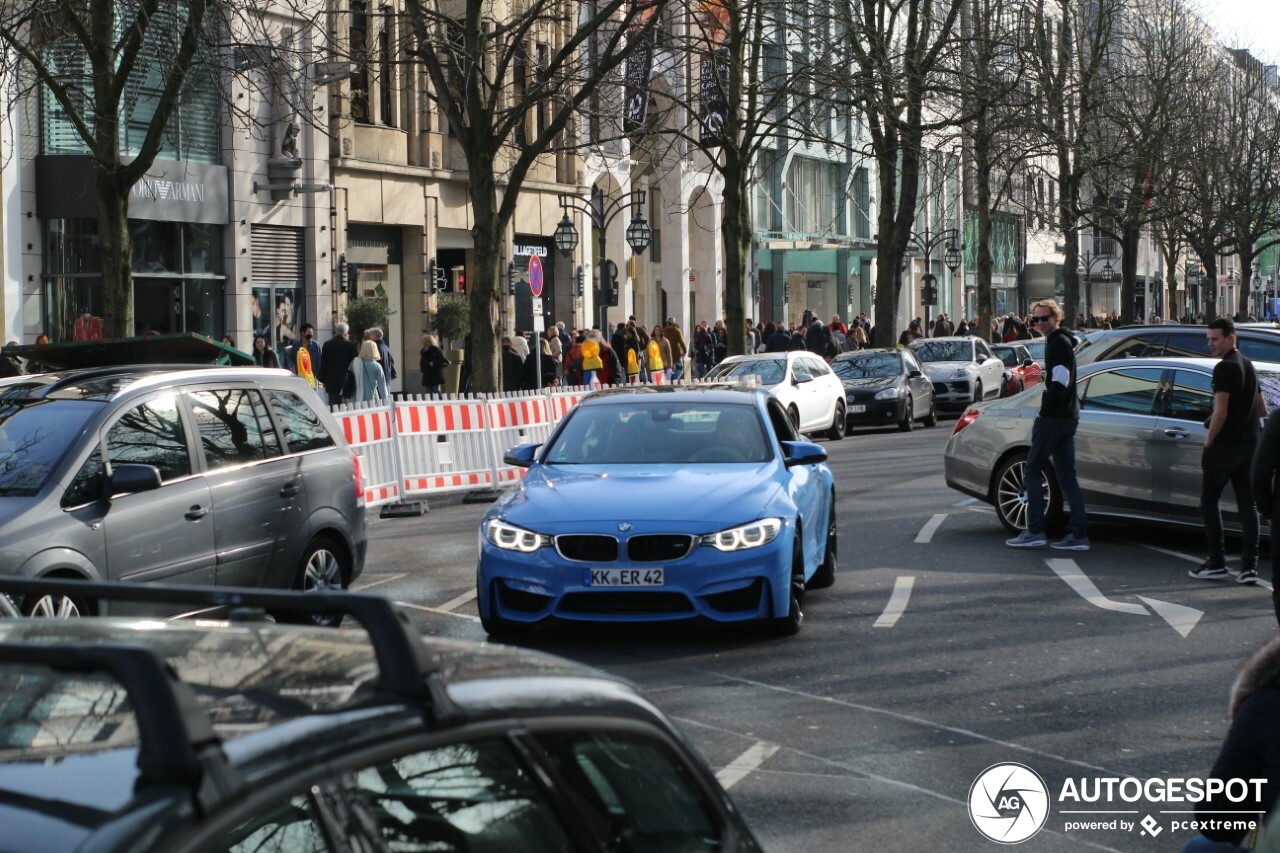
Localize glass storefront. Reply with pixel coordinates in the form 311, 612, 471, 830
43, 219, 225, 342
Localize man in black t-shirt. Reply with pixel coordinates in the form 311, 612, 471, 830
1191, 317, 1268, 583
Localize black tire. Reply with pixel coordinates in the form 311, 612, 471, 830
278, 535, 349, 627
993, 452, 1063, 535
898, 396, 914, 432
973, 381, 984, 403
20, 584, 90, 619
808, 497, 837, 589
826, 400, 846, 441
787, 405, 800, 430
769, 531, 805, 636
922, 397, 938, 428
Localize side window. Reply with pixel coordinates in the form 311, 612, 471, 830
266, 390, 336, 454
803, 356, 830, 376
1104, 335, 1162, 359
187, 389, 280, 470
533, 730, 724, 850
62, 448, 103, 508
767, 400, 798, 441
106, 396, 191, 482
215, 793, 327, 852
976, 341, 991, 361
1079, 367, 1163, 415
1164, 369, 1214, 423
1161, 333, 1211, 358
903, 351, 921, 372
1238, 337, 1280, 363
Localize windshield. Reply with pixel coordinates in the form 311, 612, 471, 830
704, 358, 785, 386
0, 401, 101, 496
833, 354, 900, 379
544, 402, 770, 464
911, 340, 973, 363
991, 347, 1022, 368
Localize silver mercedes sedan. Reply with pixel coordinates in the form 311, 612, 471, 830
944, 357, 1280, 533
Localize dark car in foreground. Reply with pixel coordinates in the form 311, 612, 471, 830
0, 578, 761, 852
831, 348, 937, 432
0, 366, 365, 620
944, 356, 1280, 533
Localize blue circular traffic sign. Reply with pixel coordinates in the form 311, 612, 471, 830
528, 254, 544, 297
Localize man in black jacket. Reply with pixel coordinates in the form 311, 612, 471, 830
320, 322, 358, 404
1007, 300, 1090, 551
1193, 317, 1267, 583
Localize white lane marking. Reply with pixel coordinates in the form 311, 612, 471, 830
1045, 558, 1148, 615
350, 572, 407, 592
873, 577, 916, 628
437, 589, 479, 613
715, 741, 780, 790
952, 497, 979, 507
914, 514, 947, 544
394, 600, 481, 622
1137, 596, 1203, 638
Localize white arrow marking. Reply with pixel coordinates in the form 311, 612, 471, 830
874, 576, 916, 627
915, 513, 948, 543
953, 497, 979, 507
1045, 558, 1148, 615
715, 741, 779, 790
1137, 596, 1203, 638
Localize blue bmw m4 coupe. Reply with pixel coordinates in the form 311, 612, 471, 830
477, 386, 838, 637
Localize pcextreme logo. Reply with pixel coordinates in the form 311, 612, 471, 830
968, 763, 1051, 844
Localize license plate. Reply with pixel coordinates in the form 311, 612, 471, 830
850, 405, 866, 413
585, 568, 665, 587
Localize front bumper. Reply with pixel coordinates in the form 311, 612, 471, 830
930, 377, 978, 406
845, 394, 907, 425
477, 532, 791, 625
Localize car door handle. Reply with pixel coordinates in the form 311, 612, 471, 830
279, 483, 300, 498
184, 505, 209, 521
1164, 428, 1190, 438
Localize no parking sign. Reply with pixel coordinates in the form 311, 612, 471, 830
528, 254, 544, 297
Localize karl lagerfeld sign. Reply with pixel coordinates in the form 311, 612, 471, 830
36, 156, 230, 225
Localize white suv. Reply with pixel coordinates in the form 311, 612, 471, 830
705, 352, 846, 440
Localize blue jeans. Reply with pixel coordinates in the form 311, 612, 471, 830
1025, 416, 1088, 537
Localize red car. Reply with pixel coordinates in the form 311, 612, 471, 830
992, 343, 1043, 397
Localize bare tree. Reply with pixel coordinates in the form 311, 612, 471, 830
0, 0, 322, 338
400, 0, 663, 393
831, 0, 966, 349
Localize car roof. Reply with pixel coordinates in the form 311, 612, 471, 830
833, 348, 898, 358
4, 365, 297, 403
1082, 356, 1280, 373
580, 385, 768, 405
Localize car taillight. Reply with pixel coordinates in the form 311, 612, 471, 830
952, 408, 980, 435
352, 451, 366, 507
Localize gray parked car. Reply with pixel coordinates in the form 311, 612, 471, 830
944, 357, 1280, 533
0, 366, 366, 618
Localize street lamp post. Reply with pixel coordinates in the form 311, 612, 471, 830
554, 190, 652, 333
906, 227, 960, 336
1079, 251, 1114, 324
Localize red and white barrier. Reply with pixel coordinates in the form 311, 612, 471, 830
332, 400, 401, 508
395, 396, 497, 498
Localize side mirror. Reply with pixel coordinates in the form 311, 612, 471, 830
503, 443, 542, 468
781, 440, 828, 468
1023, 358, 1035, 368
975, 354, 987, 364
108, 463, 162, 497
792, 372, 814, 385
908, 369, 923, 379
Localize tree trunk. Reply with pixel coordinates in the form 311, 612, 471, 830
1238, 247, 1254, 320
96, 168, 133, 338
872, 154, 902, 349
721, 152, 750, 356
1059, 172, 1080, 328
468, 162, 502, 393
973, 114, 994, 344
1197, 249, 1218, 323
1119, 223, 1140, 326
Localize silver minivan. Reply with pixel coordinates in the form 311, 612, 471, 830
0, 366, 366, 618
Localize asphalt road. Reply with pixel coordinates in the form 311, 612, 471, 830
353, 416, 1278, 852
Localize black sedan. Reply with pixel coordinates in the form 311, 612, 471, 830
831, 348, 938, 432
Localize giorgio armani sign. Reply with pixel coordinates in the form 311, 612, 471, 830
36, 156, 230, 225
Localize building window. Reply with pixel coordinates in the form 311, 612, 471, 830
351, 1, 371, 124
379, 5, 395, 127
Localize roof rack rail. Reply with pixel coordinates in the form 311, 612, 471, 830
0, 579, 440, 708
0, 642, 244, 807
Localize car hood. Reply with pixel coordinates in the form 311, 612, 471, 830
497, 464, 783, 531
841, 377, 897, 390
921, 361, 975, 375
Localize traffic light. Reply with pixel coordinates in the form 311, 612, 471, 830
450, 266, 466, 294
507, 262, 516, 296
575, 265, 585, 297
605, 260, 619, 307
429, 260, 447, 292
338, 254, 349, 293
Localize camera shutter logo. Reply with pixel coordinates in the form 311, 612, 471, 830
968, 763, 1051, 844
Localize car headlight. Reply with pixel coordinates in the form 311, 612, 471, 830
702, 518, 784, 551
874, 387, 903, 400
485, 519, 547, 552
951, 367, 974, 379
